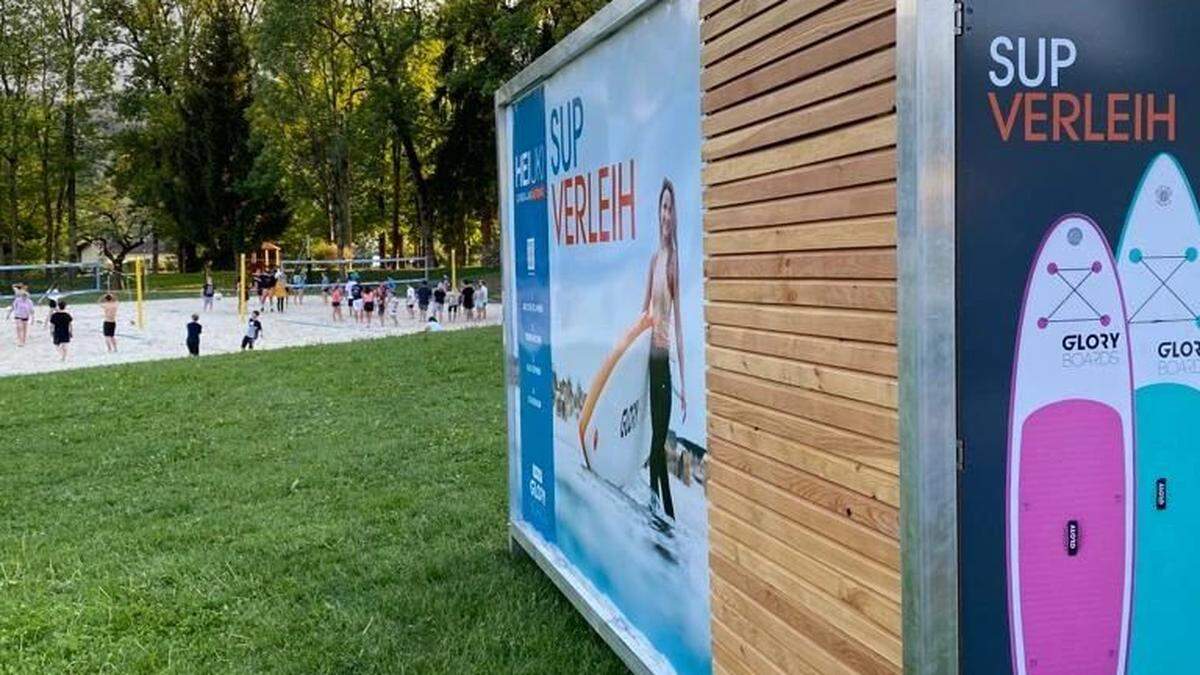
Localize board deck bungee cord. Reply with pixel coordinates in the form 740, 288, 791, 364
578, 313, 654, 487
1008, 214, 1133, 675
1117, 152, 1200, 674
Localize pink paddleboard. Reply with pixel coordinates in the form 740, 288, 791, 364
1007, 215, 1134, 674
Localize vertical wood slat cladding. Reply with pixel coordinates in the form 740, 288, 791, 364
701, 0, 899, 672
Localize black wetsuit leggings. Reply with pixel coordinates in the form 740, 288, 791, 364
649, 347, 675, 518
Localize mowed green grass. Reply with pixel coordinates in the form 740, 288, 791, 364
0, 328, 624, 674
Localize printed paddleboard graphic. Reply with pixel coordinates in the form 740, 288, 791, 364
1117, 153, 1200, 673
1008, 215, 1133, 675
578, 313, 654, 486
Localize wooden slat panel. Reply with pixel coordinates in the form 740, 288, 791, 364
705, 82, 894, 161
710, 392, 898, 474
709, 416, 900, 507
707, 279, 895, 312
712, 482, 901, 600
713, 613, 804, 675
705, 249, 896, 280
713, 575, 855, 675
705, 1, 899, 671
702, 0, 748, 20
705, 150, 896, 209
713, 554, 900, 674
702, 0, 789, 42
707, 345, 897, 408
705, 215, 896, 253
711, 459, 899, 569
705, 49, 894, 137
707, 313, 896, 367
702, 0, 840, 67
705, 115, 896, 185
703, 0, 893, 90
713, 527, 902, 663
713, 435, 899, 537
712, 507, 901, 634
705, 13, 896, 113
707, 183, 895, 231
709, 368, 897, 443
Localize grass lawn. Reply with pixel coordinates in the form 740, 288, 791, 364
0, 328, 623, 674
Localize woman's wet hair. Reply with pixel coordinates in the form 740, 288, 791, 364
659, 177, 679, 268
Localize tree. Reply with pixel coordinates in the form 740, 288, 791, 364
79, 179, 153, 283
175, 0, 287, 268
0, 0, 37, 264
256, 0, 368, 256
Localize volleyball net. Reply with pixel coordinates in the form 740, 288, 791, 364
0, 262, 104, 302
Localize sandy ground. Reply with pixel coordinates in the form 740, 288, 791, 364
0, 292, 502, 378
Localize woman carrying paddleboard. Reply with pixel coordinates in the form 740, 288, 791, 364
643, 178, 687, 520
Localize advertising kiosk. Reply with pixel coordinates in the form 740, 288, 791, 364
500, 0, 1200, 672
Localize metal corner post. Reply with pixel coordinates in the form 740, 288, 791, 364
898, 0, 959, 673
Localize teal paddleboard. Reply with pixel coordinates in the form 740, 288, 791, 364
1117, 153, 1200, 674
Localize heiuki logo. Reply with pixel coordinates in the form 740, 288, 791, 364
1157, 478, 1168, 510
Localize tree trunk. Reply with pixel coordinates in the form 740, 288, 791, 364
5, 157, 18, 264
390, 135, 402, 260
40, 133, 55, 264
65, 59, 78, 263
399, 130, 432, 269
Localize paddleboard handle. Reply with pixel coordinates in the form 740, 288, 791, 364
1066, 520, 1081, 556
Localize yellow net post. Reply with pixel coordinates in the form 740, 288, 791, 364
134, 258, 145, 329
239, 254, 247, 322
451, 249, 457, 288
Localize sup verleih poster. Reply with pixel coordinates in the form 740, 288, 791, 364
501, 1, 709, 673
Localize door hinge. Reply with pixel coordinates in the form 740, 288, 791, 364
956, 438, 965, 472
954, 2, 965, 36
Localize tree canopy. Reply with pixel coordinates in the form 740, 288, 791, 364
0, 0, 607, 271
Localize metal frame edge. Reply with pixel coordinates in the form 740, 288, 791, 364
897, 0, 959, 673
509, 523, 655, 675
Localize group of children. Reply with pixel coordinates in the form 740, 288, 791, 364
327, 275, 490, 329
4, 269, 491, 363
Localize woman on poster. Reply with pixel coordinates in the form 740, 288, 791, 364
642, 178, 687, 520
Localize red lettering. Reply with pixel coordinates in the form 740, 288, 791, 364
598, 166, 611, 242
1107, 93, 1130, 142
1083, 94, 1104, 142
551, 182, 564, 244
573, 175, 588, 244
988, 92, 1022, 142
1148, 93, 1176, 142
1024, 92, 1048, 142
617, 160, 635, 240
1052, 93, 1080, 142
1134, 93, 1144, 142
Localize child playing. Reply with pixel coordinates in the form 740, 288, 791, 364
100, 293, 119, 353
187, 314, 202, 356
362, 287, 376, 325
6, 284, 34, 346
331, 286, 344, 322
387, 290, 400, 326
242, 311, 263, 350
202, 276, 216, 311
49, 301, 73, 361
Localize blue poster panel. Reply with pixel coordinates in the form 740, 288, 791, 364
957, 2, 1200, 673
504, 1, 708, 672
511, 86, 556, 543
